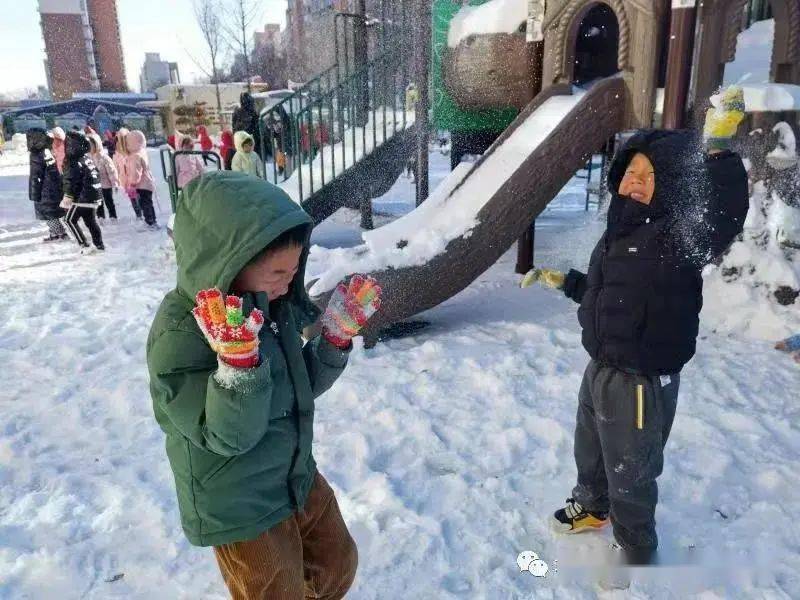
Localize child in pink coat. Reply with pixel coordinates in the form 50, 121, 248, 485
113, 128, 142, 219
125, 130, 158, 228
48, 127, 66, 173
174, 135, 205, 189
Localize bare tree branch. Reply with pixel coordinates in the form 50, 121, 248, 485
194, 0, 227, 127
223, 0, 263, 91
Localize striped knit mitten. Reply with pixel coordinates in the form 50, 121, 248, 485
321, 275, 382, 349
193, 288, 265, 369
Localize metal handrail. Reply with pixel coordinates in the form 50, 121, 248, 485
260, 55, 407, 203
256, 63, 339, 161
279, 50, 405, 202
257, 2, 410, 206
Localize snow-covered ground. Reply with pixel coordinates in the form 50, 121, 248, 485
1, 146, 799, 599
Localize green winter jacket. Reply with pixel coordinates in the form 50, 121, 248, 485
146, 171, 349, 547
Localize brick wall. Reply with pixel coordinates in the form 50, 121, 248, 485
41, 13, 92, 100
87, 0, 127, 91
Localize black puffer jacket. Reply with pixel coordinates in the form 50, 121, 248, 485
27, 128, 65, 220
63, 131, 102, 206
232, 92, 261, 155
563, 130, 749, 375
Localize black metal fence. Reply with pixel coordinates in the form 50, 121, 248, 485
258, 1, 411, 205
159, 148, 222, 212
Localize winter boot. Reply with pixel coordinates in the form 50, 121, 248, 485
551, 498, 609, 534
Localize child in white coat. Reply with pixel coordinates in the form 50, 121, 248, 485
88, 133, 120, 220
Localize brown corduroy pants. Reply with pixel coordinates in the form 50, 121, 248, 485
213, 472, 358, 600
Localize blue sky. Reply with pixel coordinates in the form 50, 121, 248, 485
0, 0, 287, 96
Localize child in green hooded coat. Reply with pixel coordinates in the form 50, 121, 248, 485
147, 171, 382, 598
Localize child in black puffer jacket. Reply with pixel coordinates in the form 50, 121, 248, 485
27, 128, 68, 242
527, 87, 750, 566
62, 131, 105, 252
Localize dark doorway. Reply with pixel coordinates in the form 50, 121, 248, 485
573, 4, 620, 86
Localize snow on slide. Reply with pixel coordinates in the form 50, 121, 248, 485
308, 91, 586, 295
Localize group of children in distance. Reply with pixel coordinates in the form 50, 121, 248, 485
28, 116, 273, 253
172, 127, 264, 193
27, 125, 159, 253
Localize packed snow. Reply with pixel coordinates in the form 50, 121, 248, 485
2, 131, 799, 598
308, 90, 587, 295
448, 0, 528, 47
703, 179, 800, 340
767, 122, 798, 163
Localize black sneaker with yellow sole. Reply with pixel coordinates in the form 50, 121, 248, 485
551, 498, 609, 534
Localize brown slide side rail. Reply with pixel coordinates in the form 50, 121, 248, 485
314, 76, 627, 338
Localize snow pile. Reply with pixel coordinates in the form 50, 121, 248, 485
0, 142, 30, 177
703, 181, 800, 340
308, 91, 586, 294
724, 19, 774, 86
767, 122, 799, 170
11, 133, 28, 153
740, 84, 800, 113
447, 0, 528, 47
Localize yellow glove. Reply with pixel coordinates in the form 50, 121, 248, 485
520, 268, 565, 290
704, 86, 745, 151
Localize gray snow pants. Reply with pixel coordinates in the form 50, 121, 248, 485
571, 360, 680, 554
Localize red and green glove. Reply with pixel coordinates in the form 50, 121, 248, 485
321, 275, 382, 349
193, 288, 265, 369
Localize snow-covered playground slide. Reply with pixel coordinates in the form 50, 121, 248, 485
308, 76, 627, 335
